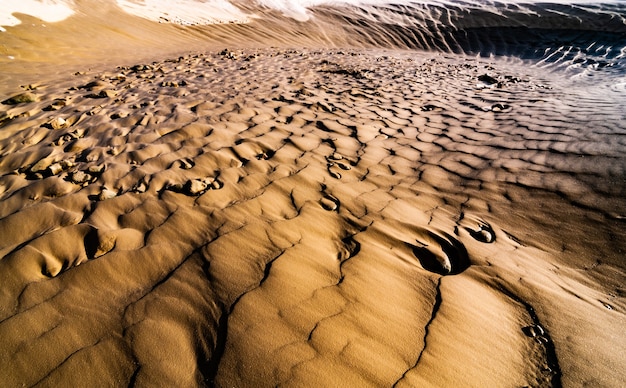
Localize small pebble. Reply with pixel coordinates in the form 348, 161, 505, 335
88, 165, 105, 174
48, 163, 63, 176
71, 171, 91, 184
98, 188, 117, 200
49, 117, 67, 130
186, 179, 207, 195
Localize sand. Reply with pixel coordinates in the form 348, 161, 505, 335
0, 43, 625, 387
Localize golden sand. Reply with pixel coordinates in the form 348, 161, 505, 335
0, 45, 624, 387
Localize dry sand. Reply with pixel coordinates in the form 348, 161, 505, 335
0, 46, 625, 387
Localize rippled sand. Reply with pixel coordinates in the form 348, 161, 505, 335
0, 47, 625, 387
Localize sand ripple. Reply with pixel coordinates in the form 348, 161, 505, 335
0, 49, 625, 387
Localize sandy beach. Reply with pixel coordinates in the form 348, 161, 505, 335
1, 1, 625, 387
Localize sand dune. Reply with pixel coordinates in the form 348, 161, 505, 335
2, 0, 625, 97
0, 47, 624, 386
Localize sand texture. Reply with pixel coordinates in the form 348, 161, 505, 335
0, 48, 625, 387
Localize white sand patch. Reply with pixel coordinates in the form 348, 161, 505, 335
0, 0, 75, 27
116, 0, 251, 24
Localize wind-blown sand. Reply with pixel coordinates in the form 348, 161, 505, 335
1, 47, 624, 387
1, 1, 626, 385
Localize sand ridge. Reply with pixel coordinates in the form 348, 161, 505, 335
0, 48, 625, 386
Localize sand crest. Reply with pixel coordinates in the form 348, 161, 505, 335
0, 48, 625, 387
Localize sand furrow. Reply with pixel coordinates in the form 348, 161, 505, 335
498, 284, 562, 387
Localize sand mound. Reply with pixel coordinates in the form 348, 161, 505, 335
0, 48, 624, 387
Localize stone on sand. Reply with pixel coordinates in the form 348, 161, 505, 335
2, 92, 39, 105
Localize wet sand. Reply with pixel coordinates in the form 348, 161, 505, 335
0, 47, 625, 387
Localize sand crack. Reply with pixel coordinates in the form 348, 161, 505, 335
393, 277, 443, 388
